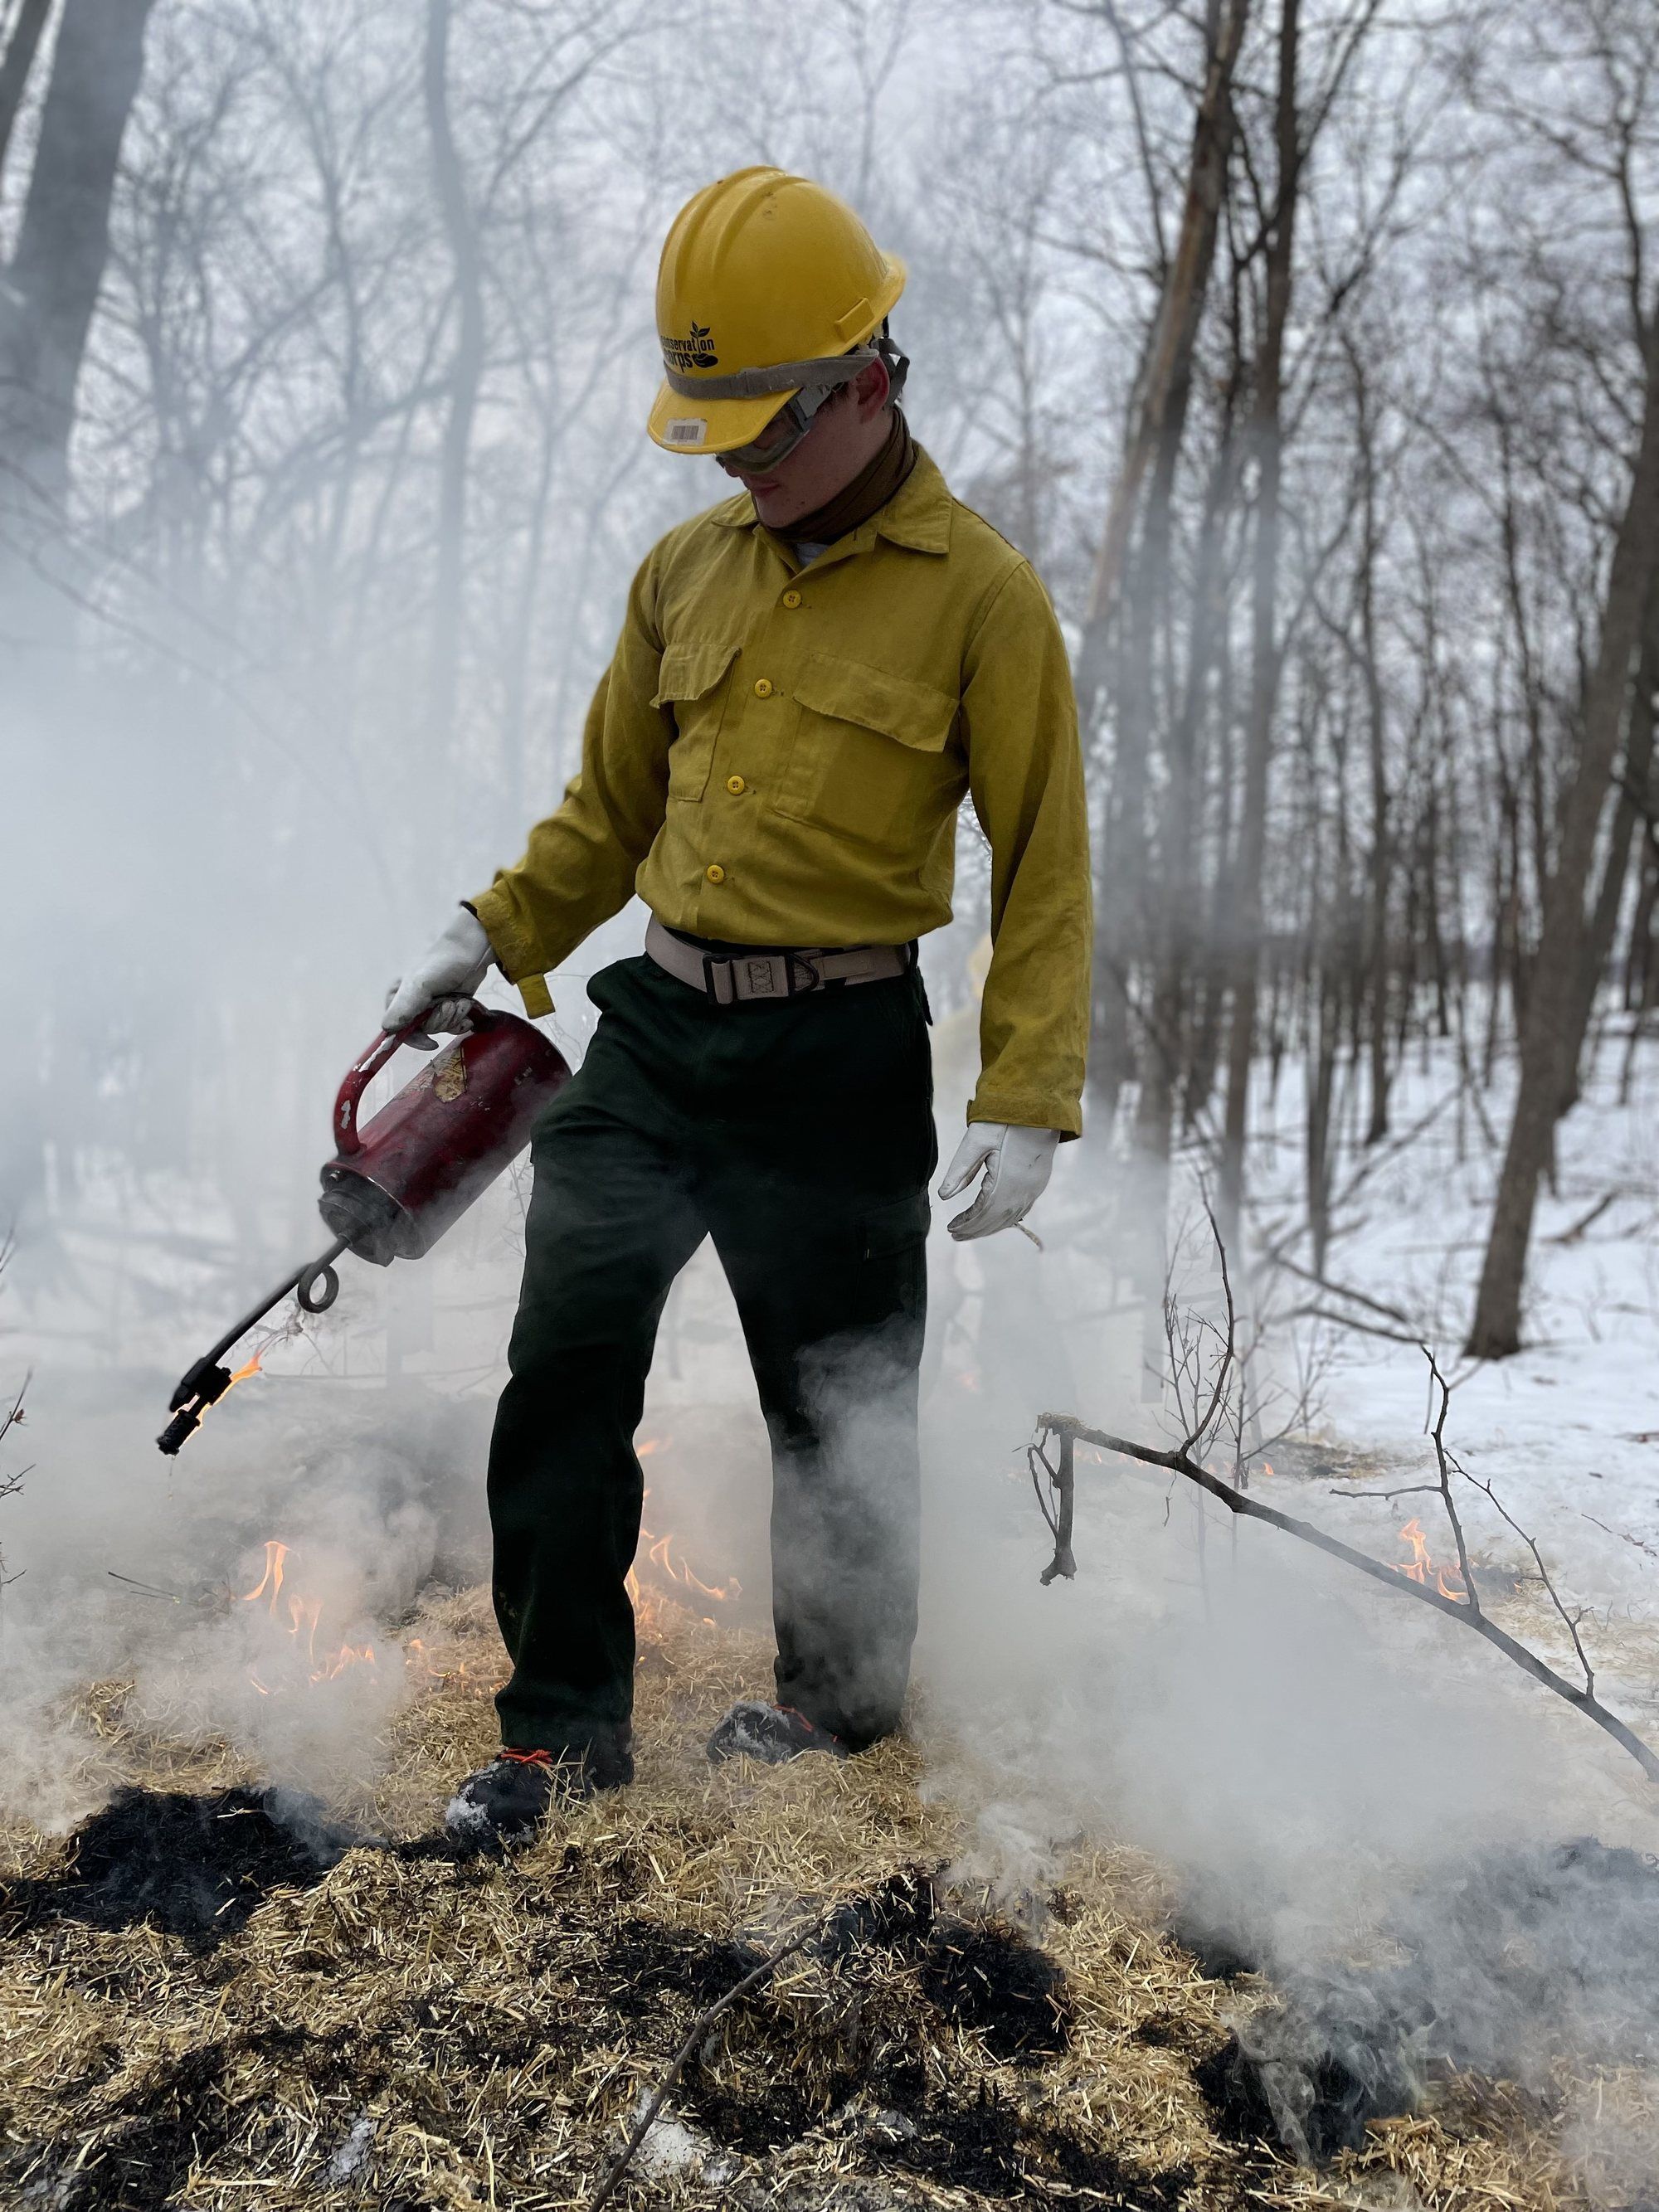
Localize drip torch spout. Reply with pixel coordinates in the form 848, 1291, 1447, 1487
156, 1237, 349, 1456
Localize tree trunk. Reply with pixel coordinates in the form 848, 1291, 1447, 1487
0, 0, 155, 525
1347, 342, 1393, 1143
1076, 0, 1250, 705
1555, 566, 1659, 1116
1084, 0, 1251, 1126
423, 0, 485, 799
1218, 0, 1301, 1249
0, 0, 53, 189
1465, 322, 1659, 1359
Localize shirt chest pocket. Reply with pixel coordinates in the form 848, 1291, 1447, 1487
775, 650, 960, 846
651, 639, 740, 804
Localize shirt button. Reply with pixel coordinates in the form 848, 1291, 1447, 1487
753, 678, 773, 698
782, 590, 801, 609
705, 863, 726, 884
725, 775, 746, 795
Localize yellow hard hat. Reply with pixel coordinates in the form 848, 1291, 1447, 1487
649, 168, 906, 457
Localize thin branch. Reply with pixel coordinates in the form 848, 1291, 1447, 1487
1583, 1513, 1659, 1568
1268, 1252, 1416, 1328
1328, 1482, 1443, 1501
589, 1916, 824, 2210
1423, 1349, 1481, 1617
1034, 1411, 1659, 1790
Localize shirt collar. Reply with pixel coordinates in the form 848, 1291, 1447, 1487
703, 443, 952, 557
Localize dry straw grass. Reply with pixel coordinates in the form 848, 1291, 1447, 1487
0, 1587, 1613, 2210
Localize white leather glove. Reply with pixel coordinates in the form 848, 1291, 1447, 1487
383, 908, 493, 1050
937, 1122, 1060, 1241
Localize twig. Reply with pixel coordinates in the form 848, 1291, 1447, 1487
588, 1917, 823, 2208
1184, 1194, 1236, 1458
1267, 1252, 1416, 1329
107, 1570, 183, 1604
1545, 1190, 1619, 1244
1282, 1303, 1428, 1346
1329, 1483, 1443, 1501
1029, 1430, 1077, 1584
1034, 1410, 1659, 1789
1584, 1513, 1659, 1566
1423, 1350, 1481, 1617
0, 1373, 27, 1449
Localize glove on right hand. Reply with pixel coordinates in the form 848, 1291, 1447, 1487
384, 908, 493, 1050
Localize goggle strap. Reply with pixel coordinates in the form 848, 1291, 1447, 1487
664, 348, 878, 401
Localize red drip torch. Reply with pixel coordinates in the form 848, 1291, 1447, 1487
158, 1004, 570, 1454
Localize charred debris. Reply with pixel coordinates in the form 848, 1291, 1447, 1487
2, 1598, 1650, 2208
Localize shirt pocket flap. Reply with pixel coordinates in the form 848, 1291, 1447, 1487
652, 639, 739, 708
795, 651, 956, 753
859, 1190, 932, 1260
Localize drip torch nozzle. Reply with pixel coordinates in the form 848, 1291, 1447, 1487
156, 1357, 236, 1456
155, 1236, 349, 1457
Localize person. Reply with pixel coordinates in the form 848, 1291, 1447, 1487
383, 168, 1091, 1845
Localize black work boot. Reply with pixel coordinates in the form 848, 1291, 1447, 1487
705, 1701, 849, 1766
445, 1730, 634, 1847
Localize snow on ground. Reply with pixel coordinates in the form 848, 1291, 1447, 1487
1238, 1013, 1659, 1616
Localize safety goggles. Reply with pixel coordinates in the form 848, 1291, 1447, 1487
713, 377, 855, 476
662, 327, 909, 478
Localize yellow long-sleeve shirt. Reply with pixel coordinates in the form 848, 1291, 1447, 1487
471, 446, 1091, 1135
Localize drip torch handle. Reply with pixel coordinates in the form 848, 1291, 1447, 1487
333, 1003, 484, 1155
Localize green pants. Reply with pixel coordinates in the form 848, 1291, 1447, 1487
488, 950, 935, 1754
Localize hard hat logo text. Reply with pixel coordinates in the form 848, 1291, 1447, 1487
663, 321, 720, 372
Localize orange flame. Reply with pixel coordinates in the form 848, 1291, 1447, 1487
241, 1539, 289, 1612
1393, 1516, 1467, 1602
236, 1539, 385, 1689
625, 1456, 742, 1630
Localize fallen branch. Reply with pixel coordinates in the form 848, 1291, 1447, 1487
1033, 1409, 1659, 1789
589, 1915, 823, 2208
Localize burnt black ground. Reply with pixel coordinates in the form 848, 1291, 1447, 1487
1189, 1836, 1659, 2164
0, 1786, 357, 1949
919, 1914, 1072, 2059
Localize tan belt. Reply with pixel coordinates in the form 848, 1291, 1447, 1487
645, 916, 914, 1005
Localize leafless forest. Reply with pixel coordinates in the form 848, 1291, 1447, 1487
7, 8, 1659, 2205
7, 0, 1659, 1383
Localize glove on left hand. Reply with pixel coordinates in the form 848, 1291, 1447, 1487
937, 1123, 1059, 1242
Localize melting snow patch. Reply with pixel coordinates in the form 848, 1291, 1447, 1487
326, 2114, 374, 2184
629, 2095, 739, 2185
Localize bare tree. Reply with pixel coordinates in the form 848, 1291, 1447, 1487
0, 0, 157, 548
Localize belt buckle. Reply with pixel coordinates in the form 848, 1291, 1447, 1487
700, 953, 737, 1006
784, 951, 824, 999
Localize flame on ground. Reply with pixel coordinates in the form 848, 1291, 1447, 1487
238, 1539, 378, 1692
625, 1446, 742, 1631
1393, 1515, 1468, 1602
